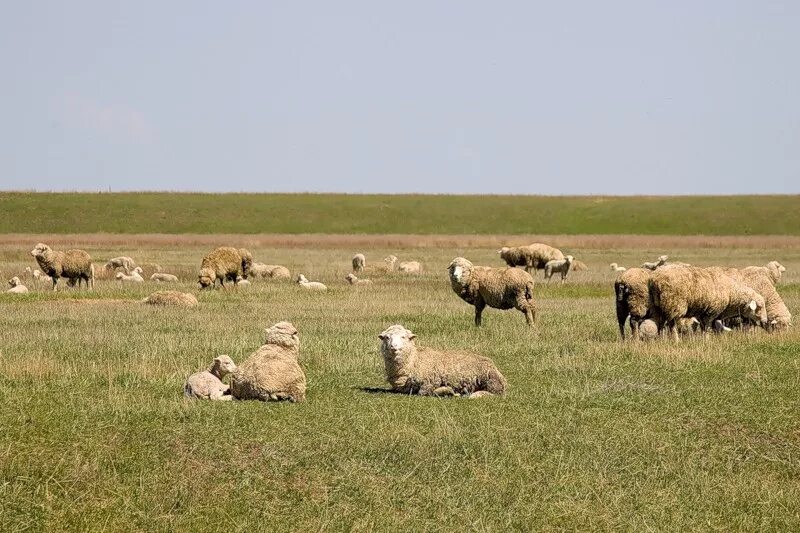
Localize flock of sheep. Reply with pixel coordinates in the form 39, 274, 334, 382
3, 241, 792, 401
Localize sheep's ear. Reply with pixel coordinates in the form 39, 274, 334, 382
378, 334, 386, 340
748, 300, 757, 311
409, 334, 417, 340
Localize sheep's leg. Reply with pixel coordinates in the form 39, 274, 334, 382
52, 277, 58, 292
474, 300, 486, 327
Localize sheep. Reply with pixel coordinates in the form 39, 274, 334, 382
543, 255, 574, 284
197, 247, 249, 289
498, 243, 564, 276
345, 273, 373, 286
184, 355, 237, 400
648, 266, 768, 340
104, 256, 137, 274
712, 267, 792, 332
249, 262, 271, 278
116, 268, 144, 282
743, 261, 786, 284
150, 273, 179, 282
352, 253, 366, 273
237, 248, 254, 279
610, 263, 627, 273
374, 255, 398, 273
7, 277, 29, 294
637, 317, 702, 341
296, 274, 327, 291
641, 255, 668, 270
264, 265, 291, 280
398, 260, 422, 274
378, 324, 507, 398
571, 260, 589, 271
236, 276, 251, 287
30, 243, 94, 291
614, 268, 653, 340
448, 257, 536, 327
142, 291, 199, 307
230, 321, 306, 402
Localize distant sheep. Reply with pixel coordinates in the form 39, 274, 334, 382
142, 291, 198, 307
197, 247, 250, 289
105, 256, 137, 274
498, 243, 564, 276
30, 243, 94, 291
544, 255, 574, 284
378, 324, 506, 398
641, 255, 668, 270
184, 355, 237, 400
264, 265, 291, 280
374, 255, 398, 273
345, 273, 373, 286
116, 268, 144, 283
352, 253, 366, 273
7, 277, 28, 294
150, 273, 179, 282
571, 260, 589, 271
296, 274, 327, 291
398, 260, 422, 274
610, 263, 627, 273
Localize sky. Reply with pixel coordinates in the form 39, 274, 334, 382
1, 1, 798, 195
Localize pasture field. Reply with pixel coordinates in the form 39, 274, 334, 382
1, 237, 799, 530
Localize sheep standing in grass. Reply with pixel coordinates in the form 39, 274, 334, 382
641, 255, 669, 270
345, 273, 373, 286
231, 321, 306, 402
7, 277, 28, 294
398, 260, 422, 274
743, 261, 786, 284
378, 324, 506, 398
105, 256, 137, 274
610, 263, 627, 273
197, 247, 249, 289
498, 244, 564, 276
352, 253, 366, 273
30, 243, 94, 291
296, 274, 327, 291
544, 255, 574, 284
143, 291, 198, 307
712, 267, 792, 332
448, 257, 536, 327
150, 273, 179, 282
184, 355, 237, 400
614, 268, 653, 340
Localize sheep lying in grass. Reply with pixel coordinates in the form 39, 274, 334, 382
743, 261, 786, 284
345, 273, 373, 286
641, 255, 668, 270
105, 256, 137, 274
150, 273, 179, 282
544, 255, 574, 284
498, 244, 564, 276
184, 355, 237, 400
571, 260, 589, 271
7, 277, 28, 294
378, 324, 506, 398
614, 268, 653, 340
296, 274, 327, 291
249, 262, 271, 278
264, 265, 291, 280
231, 321, 306, 402
142, 291, 198, 307
374, 255, 398, 273
610, 263, 627, 273
398, 260, 422, 274
198, 247, 250, 289
30, 243, 94, 291
236, 276, 251, 287
352, 253, 366, 273
448, 257, 536, 327
116, 267, 144, 283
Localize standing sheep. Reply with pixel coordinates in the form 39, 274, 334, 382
230, 321, 306, 402
641, 255, 669, 270
296, 274, 327, 291
7, 277, 29, 294
614, 268, 653, 340
544, 255, 574, 284
197, 247, 249, 289
498, 243, 565, 276
345, 273, 373, 286
352, 253, 366, 273
30, 243, 94, 291
184, 355, 237, 400
378, 324, 507, 398
448, 257, 536, 327
105, 256, 137, 274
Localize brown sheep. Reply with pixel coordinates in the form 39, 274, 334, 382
197, 247, 249, 289
30, 243, 94, 291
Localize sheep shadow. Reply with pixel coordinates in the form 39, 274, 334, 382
354, 386, 403, 395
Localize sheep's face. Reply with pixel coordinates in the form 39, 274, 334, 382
133, 267, 143, 275
296, 274, 308, 284
345, 274, 356, 284
379, 325, 416, 363
566, 255, 574, 262
8, 277, 21, 287
264, 321, 300, 350
198, 268, 215, 289
30, 243, 50, 258
447, 258, 472, 285
768, 261, 786, 273
658, 255, 669, 262
741, 296, 768, 328
212, 355, 237, 377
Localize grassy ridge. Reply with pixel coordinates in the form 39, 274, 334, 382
1, 192, 798, 235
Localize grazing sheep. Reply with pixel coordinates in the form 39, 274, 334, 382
30, 243, 94, 291
543, 255, 574, 284
264, 265, 291, 280
610, 263, 627, 273
184, 355, 237, 400
230, 321, 306, 402
713, 267, 792, 332
296, 274, 327, 291
743, 261, 786, 284
352, 253, 366, 273
105, 256, 137, 274
150, 273, 179, 282
142, 291, 199, 307
345, 273, 373, 286
614, 268, 653, 340
498, 243, 564, 276
398, 260, 422, 274
378, 324, 506, 398
7, 277, 29, 294
641, 255, 669, 270
197, 247, 249, 289
448, 257, 536, 327
649, 266, 768, 340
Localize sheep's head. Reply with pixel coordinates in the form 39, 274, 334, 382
132, 267, 143, 275
740, 293, 768, 328
610, 263, 617, 270
264, 321, 300, 351
384, 255, 398, 268
378, 324, 417, 366
296, 274, 308, 284
498, 247, 510, 255
345, 273, 357, 284
658, 255, 669, 263
197, 267, 216, 289
447, 257, 474, 286
565, 255, 574, 263
30, 243, 50, 258
210, 355, 237, 378
8, 276, 21, 287
767, 261, 786, 273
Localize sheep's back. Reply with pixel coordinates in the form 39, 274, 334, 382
60, 249, 93, 277
201, 247, 243, 277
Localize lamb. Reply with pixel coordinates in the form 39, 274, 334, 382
184, 355, 237, 400
378, 324, 507, 398
197, 247, 250, 289
610, 263, 627, 273
142, 291, 199, 307
230, 321, 306, 402
648, 266, 768, 340
637, 317, 702, 341
7, 277, 29, 294
743, 261, 786, 284
296, 274, 327, 291
571, 260, 589, 271
345, 273, 373, 286
375, 255, 398, 273
543, 255, 574, 284
398, 261, 422, 274
116, 268, 144, 282
641, 255, 669, 270
236, 276, 251, 287
30, 243, 94, 291
614, 268, 653, 340
498, 243, 564, 276
264, 265, 291, 280
352, 253, 366, 273
150, 273, 179, 282
448, 257, 536, 327
249, 262, 271, 278
105, 256, 137, 274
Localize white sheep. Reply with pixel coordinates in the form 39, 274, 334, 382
184, 355, 237, 400
543, 255, 574, 284
116, 267, 144, 283
150, 273, 179, 282
345, 273, 373, 286
352, 253, 366, 273
105, 256, 137, 274
609, 263, 627, 272
236, 276, 251, 287
7, 277, 29, 294
641, 255, 669, 270
398, 261, 422, 274
296, 274, 327, 291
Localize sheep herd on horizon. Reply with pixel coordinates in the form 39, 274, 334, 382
2, 241, 793, 402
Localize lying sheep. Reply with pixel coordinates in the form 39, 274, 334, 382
374, 255, 398, 273
184, 355, 237, 400
30, 243, 94, 291
571, 260, 589, 271
231, 321, 306, 402
236, 276, 251, 287
378, 324, 506, 398
116, 268, 144, 282
264, 265, 291, 280
649, 266, 768, 340
610, 263, 627, 273
150, 273, 179, 282
296, 274, 327, 291
198, 247, 250, 289
614, 268, 653, 340
249, 262, 271, 278
345, 273, 373, 286
448, 257, 536, 327
105, 256, 137, 274
498, 243, 564, 276
544, 255, 574, 284
743, 261, 786, 284
7, 277, 28, 294
641, 255, 668, 270
352, 253, 366, 273
398, 260, 422, 274
142, 291, 199, 307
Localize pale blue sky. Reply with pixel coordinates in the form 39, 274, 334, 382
1, 1, 798, 194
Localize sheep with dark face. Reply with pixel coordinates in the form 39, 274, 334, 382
7, 277, 28, 294
197, 247, 249, 289
184, 355, 237, 400
352, 253, 366, 273
30, 243, 94, 291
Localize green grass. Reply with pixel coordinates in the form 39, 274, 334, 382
2, 192, 800, 235
1, 242, 798, 530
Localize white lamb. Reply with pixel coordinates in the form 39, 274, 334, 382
116, 267, 144, 283
398, 261, 422, 274
641, 255, 669, 270
544, 255, 574, 284
184, 355, 237, 400
7, 277, 29, 294
296, 274, 327, 291
150, 273, 179, 282
345, 273, 373, 286
609, 263, 627, 273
